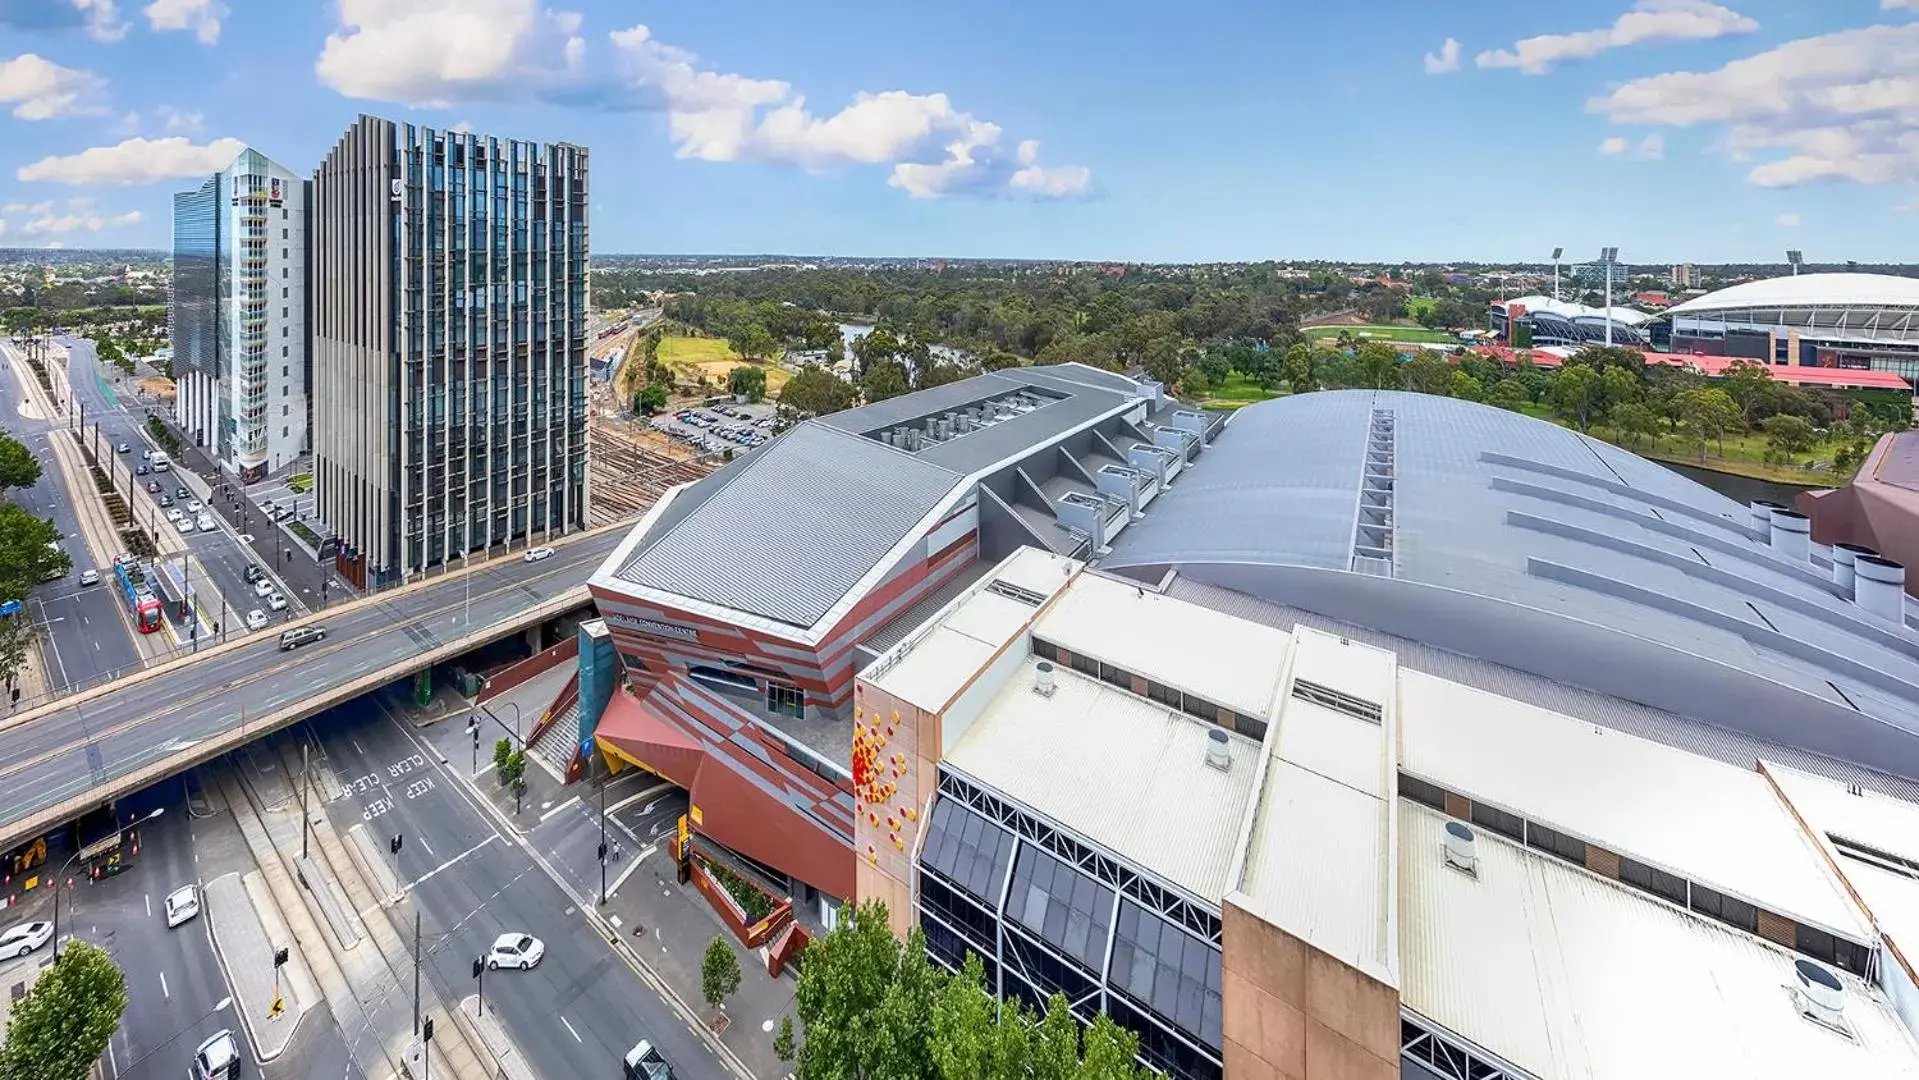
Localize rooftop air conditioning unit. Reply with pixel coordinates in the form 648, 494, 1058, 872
1443, 821, 1478, 877
1204, 729, 1231, 771
1033, 661, 1056, 697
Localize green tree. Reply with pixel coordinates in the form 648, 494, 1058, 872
1486, 378, 1530, 413
1551, 364, 1604, 432
795, 900, 927, 1080
779, 366, 857, 419
1280, 342, 1313, 393
1355, 342, 1400, 389
637, 382, 669, 414
1721, 360, 1779, 423
1400, 353, 1452, 396
0, 504, 66, 607
1610, 402, 1661, 450
0, 433, 39, 493
1599, 365, 1640, 419
0, 938, 127, 1080
492, 737, 512, 777
1762, 413, 1817, 460
728, 364, 768, 402
729, 323, 778, 361
860, 361, 911, 405
701, 936, 742, 1014
1565, 344, 1646, 378
1677, 387, 1742, 458
774, 1016, 796, 1064
1450, 370, 1484, 402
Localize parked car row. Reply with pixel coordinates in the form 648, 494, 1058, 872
656, 407, 773, 455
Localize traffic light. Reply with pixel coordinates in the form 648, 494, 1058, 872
273, 947, 289, 968
471, 957, 483, 979
389, 834, 403, 855
422, 1016, 435, 1043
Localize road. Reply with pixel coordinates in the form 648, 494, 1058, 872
59, 337, 266, 628
0, 338, 145, 693
0, 525, 621, 853
311, 701, 731, 1079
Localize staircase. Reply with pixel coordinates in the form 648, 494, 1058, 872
527, 699, 580, 782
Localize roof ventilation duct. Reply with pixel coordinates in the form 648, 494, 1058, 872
1749, 500, 1784, 542
1855, 555, 1907, 625
1443, 821, 1478, 877
1770, 509, 1811, 564
1832, 542, 1874, 599
1793, 958, 1849, 1034
1055, 492, 1107, 552
1033, 660, 1056, 698
1204, 729, 1231, 772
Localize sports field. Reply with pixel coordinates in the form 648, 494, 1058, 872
658, 335, 789, 393
1301, 324, 1457, 345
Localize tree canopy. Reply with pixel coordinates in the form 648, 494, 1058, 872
0, 939, 127, 1080
792, 900, 1150, 1080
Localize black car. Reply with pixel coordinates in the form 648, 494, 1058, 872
176, 487, 190, 500
243, 563, 263, 583
135, 463, 148, 475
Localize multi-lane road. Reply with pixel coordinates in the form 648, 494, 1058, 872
312, 700, 731, 1079
0, 525, 621, 853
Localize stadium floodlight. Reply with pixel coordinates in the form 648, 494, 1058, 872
1551, 247, 1564, 300
1596, 248, 1622, 345
1787, 249, 1804, 276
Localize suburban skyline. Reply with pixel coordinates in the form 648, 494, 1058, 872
0, 0, 1916, 262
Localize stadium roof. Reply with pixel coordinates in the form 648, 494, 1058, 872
1497, 295, 1653, 326
1668, 272, 1919, 317
1097, 390, 1919, 783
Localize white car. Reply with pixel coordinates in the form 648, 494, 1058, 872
266, 592, 287, 612
177, 517, 196, 534
246, 609, 268, 631
522, 546, 555, 563
190, 1030, 240, 1080
164, 884, 201, 928
79, 569, 99, 586
186, 500, 203, 514
485, 932, 545, 970
196, 513, 215, 532
253, 578, 275, 598
0, 920, 53, 960
166, 508, 184, 523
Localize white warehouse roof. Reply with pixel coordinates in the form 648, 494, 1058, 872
1668, 272, 1919, 316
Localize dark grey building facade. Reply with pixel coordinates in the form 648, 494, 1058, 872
312, 115, 590, 587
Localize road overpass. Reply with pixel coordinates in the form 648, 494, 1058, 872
0, 526, 623, 853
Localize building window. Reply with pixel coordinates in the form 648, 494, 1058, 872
1232, 712, 1268, 740
1398, 773, 1447, 812
1688, 885, 1758, 933
1525, 822, 1587, 866
766, 683, 804, 720
281, 248, 287, 258
1069, 651, 1099, 678
282, 228, 288, 239
1146, 680, 1182, 710
1470, 802, 1524, 843
1031, 638, 1057, 663
282, 268, 287, 278
1619, 857, 1689, 906
282, 307, 287, 318
282, 208, 287, 219
282, 287, 288, 298
1098, 661, 1130, 690
282, 346, 288, 357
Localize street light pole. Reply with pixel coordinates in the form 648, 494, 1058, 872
598, 775, 608, 905
299, 742, 310, 860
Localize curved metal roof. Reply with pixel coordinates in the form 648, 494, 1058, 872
1667, 272, 1919, 316
1099, 390, 1919, 781
1496, 295, 1653, 326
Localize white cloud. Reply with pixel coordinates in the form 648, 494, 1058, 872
17, 135, 244, 185
1477, 0, 1757, 74
74, 0, 127, 42
1599, 133, 1665, 158
157, 105, 203, 132
20, 206, 141, 235
316, 0, 587, 107
144, 0, 227, 44
1885, 0, 1919, 9
609, 24, 1090, 199
1424, 38, 1462, 75
1776, 212, 1801, 226
1590, 24, 1919, 188
0, 53, 107, 120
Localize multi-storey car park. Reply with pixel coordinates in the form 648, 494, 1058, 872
561, 374, 1919, 1077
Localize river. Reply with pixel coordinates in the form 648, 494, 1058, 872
1657, 460, 1819, 508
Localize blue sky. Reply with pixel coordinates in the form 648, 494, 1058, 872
1, 0, 1917, 263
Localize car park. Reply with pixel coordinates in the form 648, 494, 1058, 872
164, 884, 200, 928
485, 932, 545, 970
0, 921, 53, 959
266, 592, 287, 612
522, 546, 554, 563
277, 625, 324, 651
79, 569, 99, 586
245, 609, 268, 631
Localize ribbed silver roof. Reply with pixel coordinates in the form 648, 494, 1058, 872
617, 422, 962, 628
1102, 390, 1919, 781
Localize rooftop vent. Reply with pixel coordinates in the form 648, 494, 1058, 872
1205, 728, 1231, 772
1770, 509, 1812, 564
1749, 500, 1784, 542
1033, 661, 1056, 698
1792, 959, 1852, 1037
987, 579, 1048, 607
1832, 543, 1875, 599
1855, 554, 1907, 625
1292, 679, 1384, 725
1443, 821, 1478, 877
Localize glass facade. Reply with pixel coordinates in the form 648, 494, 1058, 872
170, 174, 220, 417
916, 773, 1225, 1080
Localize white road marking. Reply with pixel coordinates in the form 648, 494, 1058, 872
144, 894, 150, 919
538, 796, 581, 823
418, 836, 436, 858
408, 834, 497, 889
606, 782, 673, 816
352, 738, 366, 755
159, 970, 168, 999
561, 1016, 582, 1043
